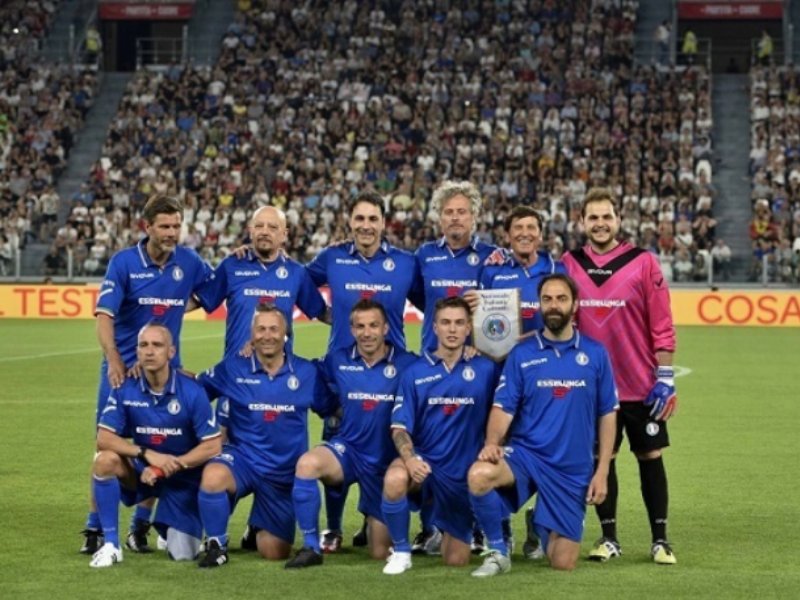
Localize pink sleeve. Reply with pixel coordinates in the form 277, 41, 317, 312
644, 254, 676, 353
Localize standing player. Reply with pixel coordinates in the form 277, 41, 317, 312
415, 181, 498, 352
194, 304, 335, 567
307, 191, 422, 353
413, 180, 498, 552
193, 205, 327, 358
306, 191, 422, 548
562, 187, 678, 565
466, 206, 565, 334
466, 274, 618, 576
380, 297, 498, 575
82, 195, 213, 555
284, 299, 417, 568
89, 322, 221, 567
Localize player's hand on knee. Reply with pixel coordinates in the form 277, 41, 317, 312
644, 367, 678, 421
404, 455, 431, 484
141, 466, 164, 486
477, 444, 504, 463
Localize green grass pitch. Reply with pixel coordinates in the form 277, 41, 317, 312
1, 319, 798, 598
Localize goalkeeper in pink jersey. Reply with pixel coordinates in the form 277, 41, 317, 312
562, 187, 678, 566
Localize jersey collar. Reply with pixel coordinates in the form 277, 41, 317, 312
423, 348, 471, 366
136, 237, 176, 269
436, 235, 480, 251
347, 239, 390, 257
349, 342, 396, 365
250, 352, 295, 376
533, 330, 582, 351
246, 248, 287, 265
509, 250, 556, 276
138, 368, 177, 398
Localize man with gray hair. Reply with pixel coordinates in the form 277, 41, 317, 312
415, 180, 499, 352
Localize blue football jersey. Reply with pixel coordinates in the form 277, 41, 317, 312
479, 251, 566, 333
320, 344, 418, 470
193, 250, 326, 357
98, 370, 220, 484
391, 352, 498, 479
415, 236, 498, 351
197, 353, 335, 484
306, 241, 422, 352
95, 239, 212, 366
494, 331, 619, 476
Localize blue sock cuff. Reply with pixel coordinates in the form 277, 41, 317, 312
381, 497, 408, 513
294, 476, 318, 491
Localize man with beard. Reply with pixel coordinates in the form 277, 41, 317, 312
562, 187, 678, 565
193, 206, 327, 358
466, 274, 618, 576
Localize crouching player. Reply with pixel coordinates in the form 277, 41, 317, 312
467, 274, 618, 576
380, 297, 498, 574
285, 299, 417, 568
90, 322, 222, 567
194, 304, 335, 567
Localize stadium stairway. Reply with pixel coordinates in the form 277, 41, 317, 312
711, 74, 751, 280
41, 0, 98, 62
186, 0, 235, 65
56, 71, 133, 224
634, 0, 672, 65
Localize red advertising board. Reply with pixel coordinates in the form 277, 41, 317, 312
678, 1, 783, 19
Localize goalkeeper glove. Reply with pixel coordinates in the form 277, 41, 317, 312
644, 366, 677, 421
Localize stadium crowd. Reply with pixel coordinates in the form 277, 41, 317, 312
749, 64, 800, 283
55, 0, 714, 283
0, 0, 100, 276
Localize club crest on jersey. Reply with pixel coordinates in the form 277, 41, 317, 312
383, 258, 395, 272
462, 366, 475, 381
172, 266, 184, 281
287, 375, 300, 390
332, 442, 346, 455
646, 422, 660, 436
575, 352, 589, 366
384, 364, 397, 379
167, 399, 181, 415
276, 266, 289, 279
467, 252, 480, 266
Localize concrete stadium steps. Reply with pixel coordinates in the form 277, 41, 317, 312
56, 71, 133, 222
41, 0, 98, 62
712, 74, 752, 279
186, 0, 236, 65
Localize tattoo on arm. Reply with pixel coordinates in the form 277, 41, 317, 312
392, 429, 414, 461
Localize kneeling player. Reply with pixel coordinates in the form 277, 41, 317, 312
90, 322, 221, 567
195, 304, 335, 567
380, 297, 498, 574
285, 299, 417, 568
467, 274, 617, 575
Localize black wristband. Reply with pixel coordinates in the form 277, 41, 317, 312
137, 446, 149, 464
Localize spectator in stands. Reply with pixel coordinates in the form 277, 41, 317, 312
41, 245, 65, 276
711, 238, 732, 281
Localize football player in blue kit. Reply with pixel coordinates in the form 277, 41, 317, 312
284, 299, 417, 568
89, 322, 221, 568
194, 304, 336, 567
467, 274, 618, 576
83, 195, 213, 555
380, 297, 499, 574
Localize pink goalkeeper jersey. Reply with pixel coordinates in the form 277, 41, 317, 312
563, 242, 676, 402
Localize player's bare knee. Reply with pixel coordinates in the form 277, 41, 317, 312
467, 462, 495, 494
636, 449, 662, 461
550, 554, 577, 571
257, 534, 291, 560
382, 467, 409, 500
92, 450, 121, 476
443, 552, 471, 567
200, 463, 231, 492
295, 452, 322, 479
